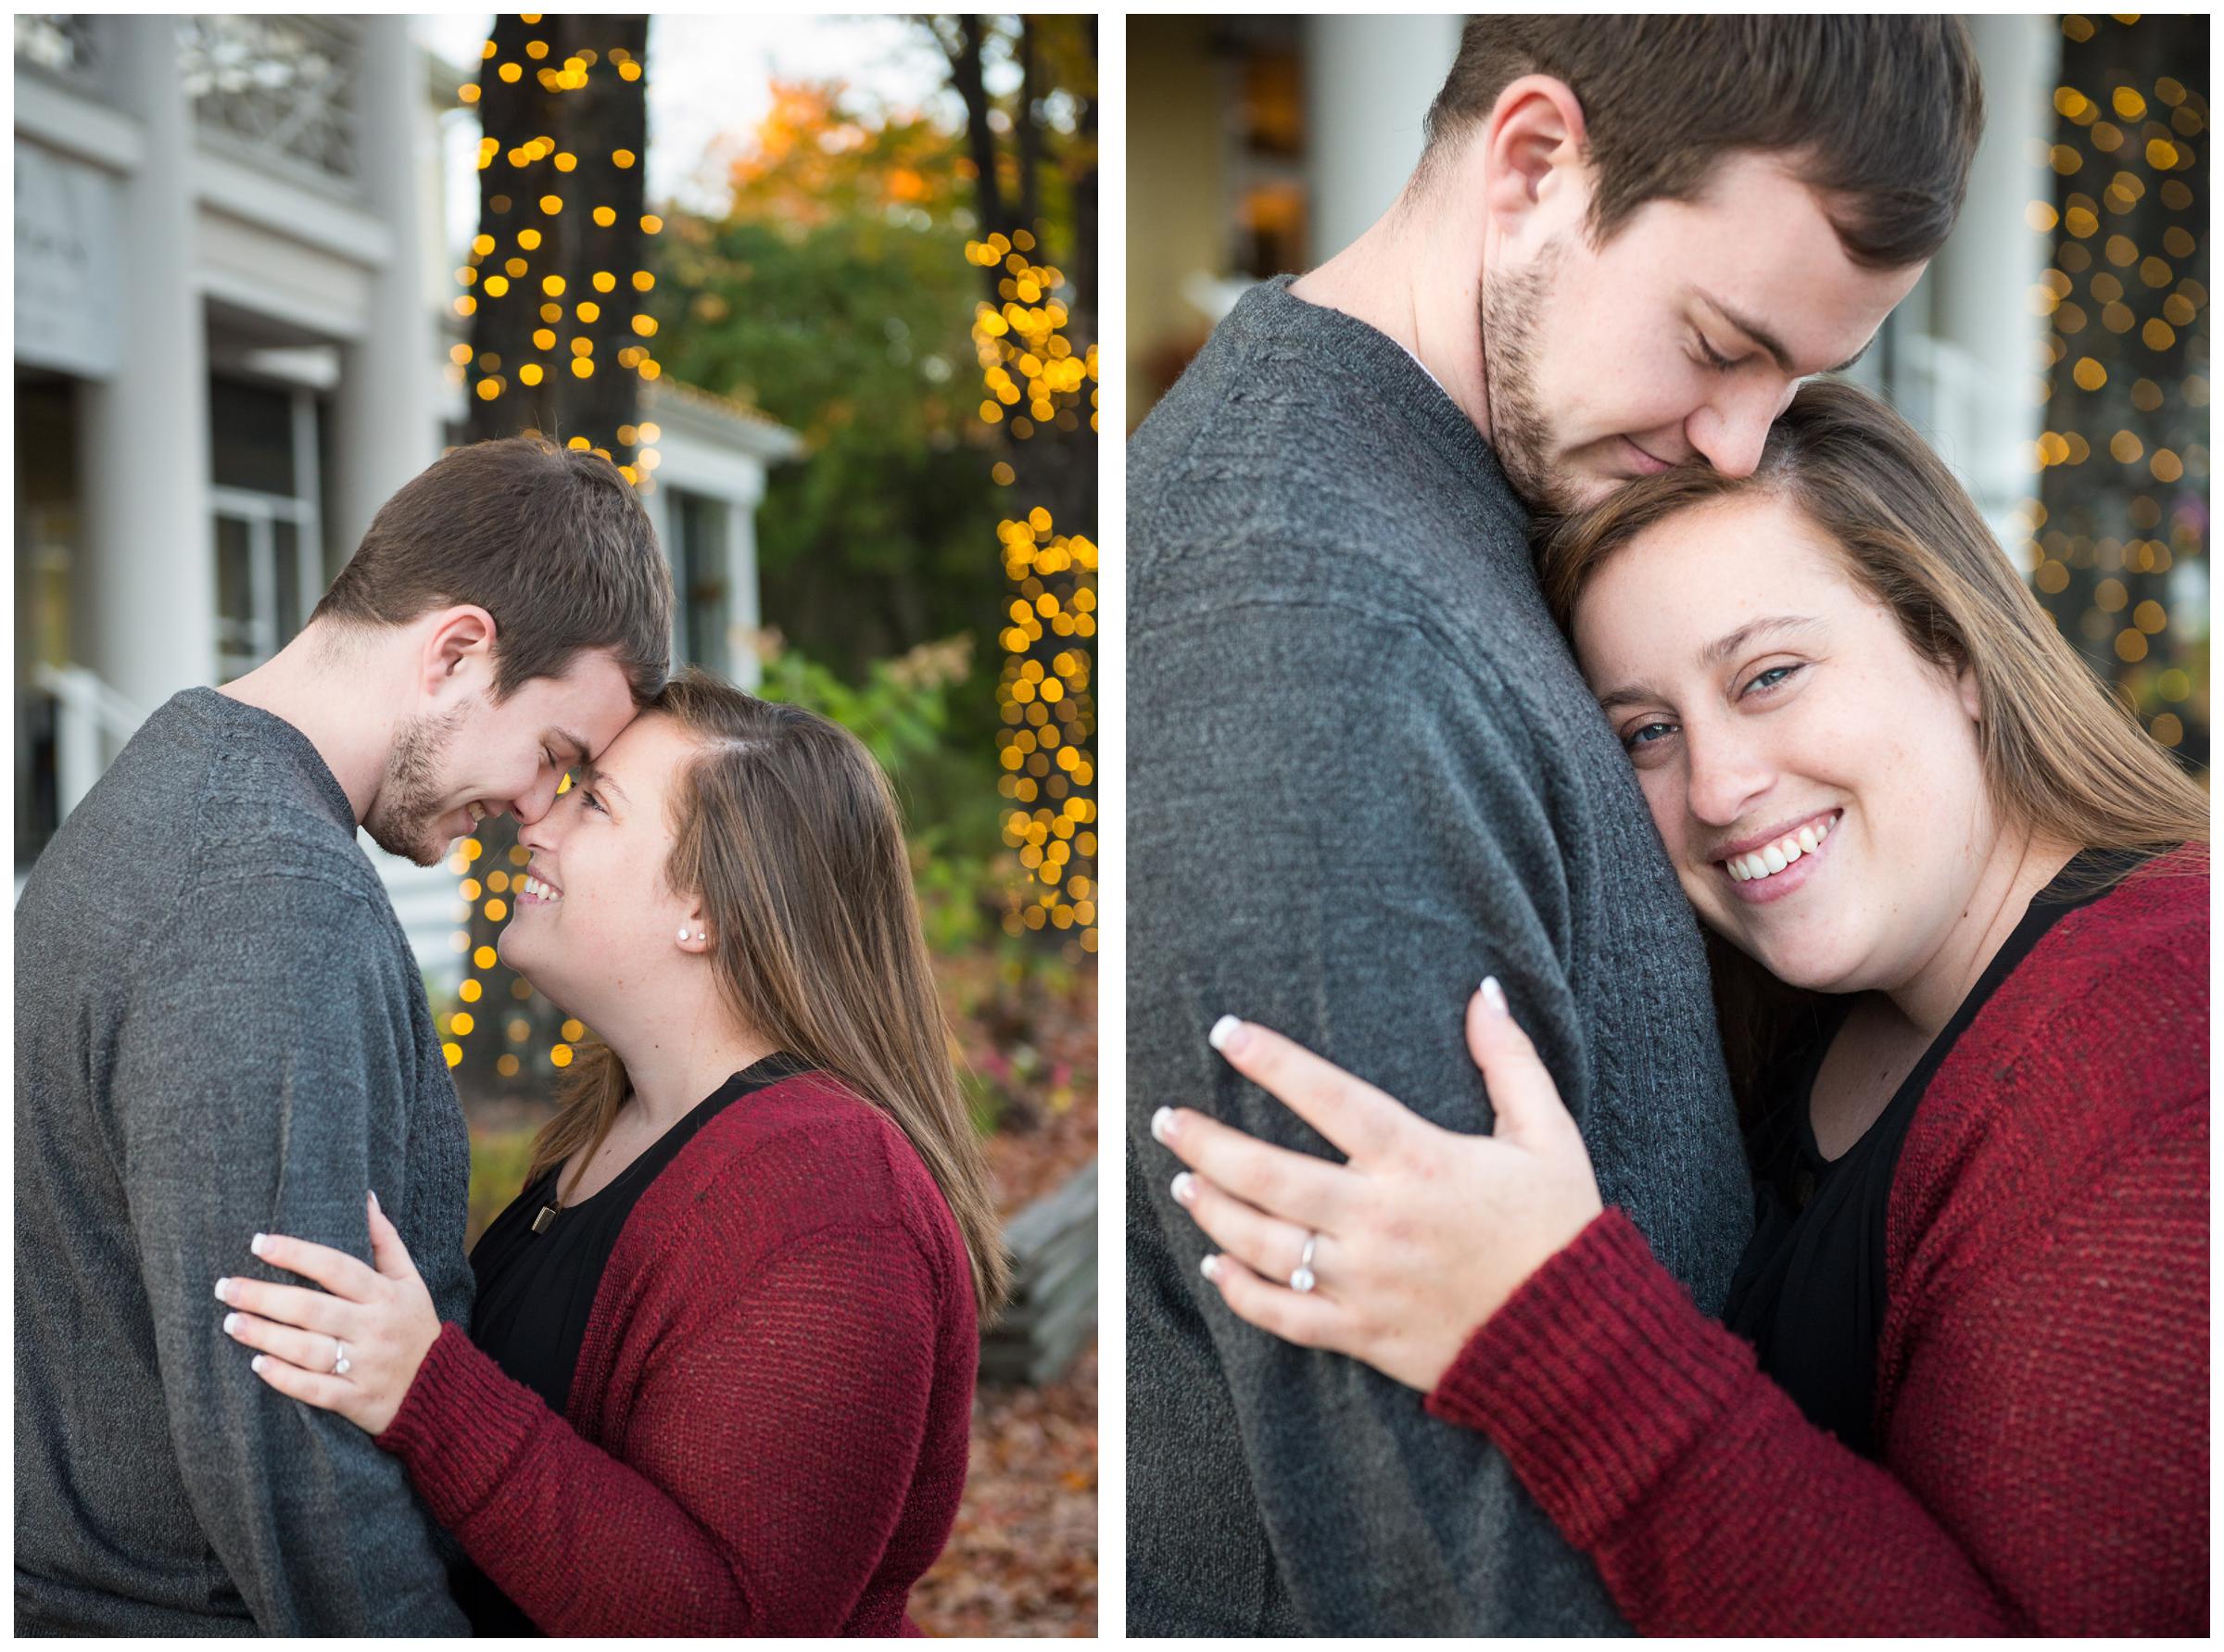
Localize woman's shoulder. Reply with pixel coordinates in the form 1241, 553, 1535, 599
654, 1071, 964, 1257
1889, 846, 2208, 1274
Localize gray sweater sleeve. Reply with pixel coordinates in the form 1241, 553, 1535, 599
1129, 595, 1626, 1635
113, 866, 468, 1636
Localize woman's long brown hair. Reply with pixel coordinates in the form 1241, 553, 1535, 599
524, 669, 1012, 1314
1537, 378, 2208, 1116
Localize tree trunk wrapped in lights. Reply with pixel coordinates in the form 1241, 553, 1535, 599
449, 12, 654, 1102
934, 15, 1101, 955
2030, 13, 2209, 773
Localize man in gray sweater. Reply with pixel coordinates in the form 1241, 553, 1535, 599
15, 435, 673, 1633
1129, 19, 1983, 1635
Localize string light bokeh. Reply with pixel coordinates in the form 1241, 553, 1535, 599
2022, 13, 2208, 768
968, 229, 1102, 952
436, 12, 658, 1078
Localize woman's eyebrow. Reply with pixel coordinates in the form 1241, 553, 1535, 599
582, 764, 629, 806
1698, 614, 1821, 668
1593, 615, 1822, 711
1595, 681, 1662, 713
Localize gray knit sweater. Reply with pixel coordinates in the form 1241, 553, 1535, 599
1127, 277, 1753, 1635
14, 687, 474, 1635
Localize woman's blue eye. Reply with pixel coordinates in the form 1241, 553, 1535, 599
1744, 664, 1801, 696
1624, 722, 1676, 750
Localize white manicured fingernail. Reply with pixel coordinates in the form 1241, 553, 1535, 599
1200, 1254, 1223, 1282
250, 1356, 266, 1374
1481, 977, 1509, 1016
1171, 1171, 1197, 1206
223, 1313, 241, 1335
249, 1233, 268, 1255
213, 1278, 231, 1304
1151, 1106, 1178, 1144
1207, 1015, 1242, 1053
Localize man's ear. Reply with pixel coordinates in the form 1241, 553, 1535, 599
1479, 74, 1591, 248
420, 606, 499, 700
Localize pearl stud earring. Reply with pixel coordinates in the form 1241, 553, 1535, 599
676, 927, 689, 941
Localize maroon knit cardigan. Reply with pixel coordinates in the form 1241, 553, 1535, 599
377, 1073, 979, 1636
1429, 848, 2208, 1635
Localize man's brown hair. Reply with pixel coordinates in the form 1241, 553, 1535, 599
1423, 18, 1985, 269
312, 433, 674, 704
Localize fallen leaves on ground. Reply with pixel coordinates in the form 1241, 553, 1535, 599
912, 1339, 1098, 1637
918, 961, 1097, 1636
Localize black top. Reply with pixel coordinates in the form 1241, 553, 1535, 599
1722, 851, 2139, 1458
452, 1053, 810, 1636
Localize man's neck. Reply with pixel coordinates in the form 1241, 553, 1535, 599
1289, 188, 1493, 438
217, 624, 395, 825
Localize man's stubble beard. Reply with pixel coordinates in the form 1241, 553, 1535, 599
1477, 240, 1584, 520
364, 700, 474, 866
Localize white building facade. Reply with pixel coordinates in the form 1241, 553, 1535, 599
15, 14, 799, 973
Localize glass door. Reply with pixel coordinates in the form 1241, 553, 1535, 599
210, 492, 317, 682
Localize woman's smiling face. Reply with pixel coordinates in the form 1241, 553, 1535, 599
499, 709, 701, 1018
1571, 492, 1994, 994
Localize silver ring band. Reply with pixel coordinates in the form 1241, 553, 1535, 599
332, 1339, 350, 1377
1290, 1231, 1319, 1294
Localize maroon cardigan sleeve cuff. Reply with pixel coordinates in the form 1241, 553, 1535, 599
376, 1319, 552, 1527
1423, 1206, 1759, 1548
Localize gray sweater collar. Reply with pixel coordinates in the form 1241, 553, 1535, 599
1218, 274, 1533, 550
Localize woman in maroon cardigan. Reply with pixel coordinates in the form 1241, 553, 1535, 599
1153, 382, 2207, 1633
212, 672, 1009, 1634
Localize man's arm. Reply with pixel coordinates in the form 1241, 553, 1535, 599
115, 866, 468, 1635
1130, 595, 1625, 1635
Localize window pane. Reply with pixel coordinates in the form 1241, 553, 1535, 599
208, 377, 294, 495
273, 518, 301, 643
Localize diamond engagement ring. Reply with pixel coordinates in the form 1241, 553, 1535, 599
332, 1340, 350, 1377
1290, 1231, 1319, 1294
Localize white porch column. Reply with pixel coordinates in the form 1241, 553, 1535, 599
1939, 14, 2057, 546
726, 476, 765, 688
77, 15, 215, 704
1303, 16, 1462, 264
329, 17, 437, 573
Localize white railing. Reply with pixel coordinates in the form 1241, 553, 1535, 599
32, 662, 146, 818
14, 14, 110, 100
177, 14, 364, 195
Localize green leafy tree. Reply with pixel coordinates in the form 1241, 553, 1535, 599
648, 82, 1012, 682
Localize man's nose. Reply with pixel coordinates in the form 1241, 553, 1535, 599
1685, 378, 1784, 480
507, 768, 565, 829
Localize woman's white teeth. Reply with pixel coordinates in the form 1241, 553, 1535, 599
522, 876, 561, 902
1728, 814, 1834, 882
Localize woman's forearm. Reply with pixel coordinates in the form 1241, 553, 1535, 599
1429, 1190, 2204, 1637
379, 1226, 944, 1635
